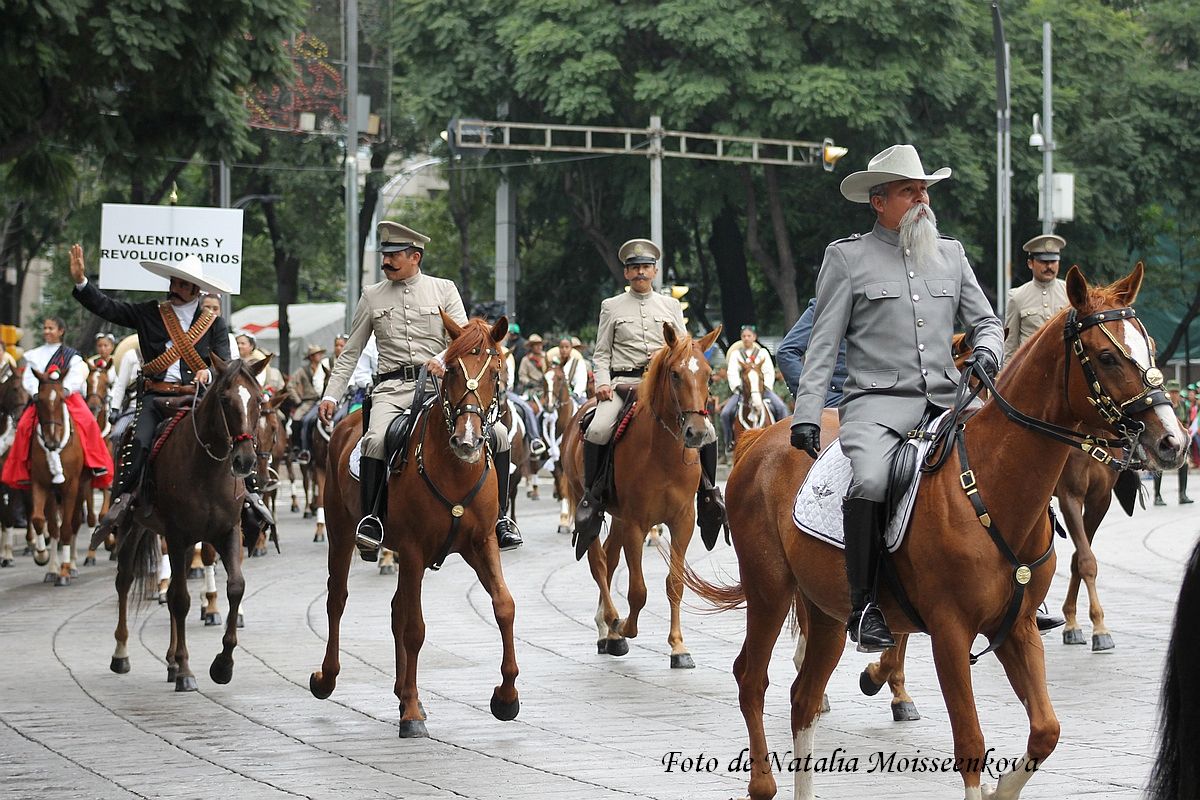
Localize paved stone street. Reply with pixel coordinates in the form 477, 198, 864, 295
0, 471, 1192, 800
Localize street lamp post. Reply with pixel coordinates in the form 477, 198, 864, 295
1029, 23, 1055, 235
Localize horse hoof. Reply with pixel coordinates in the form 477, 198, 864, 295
166, 665, 178, 683
69, 567, 78, 577
820, 693, 830, 713
398, 719, 429, 738
187, 567, 203, 579
110, 656, 131, 674
204, 612, 222, 627
596, 639, 608, 654
55, 574, 70, 587
236, 613, 244, 629
290, 501, 300, 513
313, 533, 324, 543
43, 572, 56, 583
557, 524, 571, 535
1092, 633, 1116, 651
379, 564, 396, 576
33, 551, 49, 567
175, 675, 198, 692
1062, 628, 1086, 645
892, 701, 921, 722
606, 638, 629, 657
209, 657, 234, 685
859, 669, 885, 697
670, 653, 695, 669
303, 510, 312, 519
255, 547, 267, 557
309, 672, 333, 700
0, 558, 11, 567
108, 549, 116, 561
490, 693, 520, 721
84, 556, 96, 566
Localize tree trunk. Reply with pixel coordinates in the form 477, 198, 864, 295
1158, 280, 1200, 365
708, 202, 755, 351
687, 217, 717, 336
741, 166, 801, 328
563, 169, 622, 283
446, 166, 474, 310
262, 200, 299, 375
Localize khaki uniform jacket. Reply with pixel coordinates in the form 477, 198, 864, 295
1004, 277, 1068, 360
517, 352, 548, 398
592, 289, 687, 387
288, 362, 326, 418
792, 223, 1004, 435
325, 272, 467, 403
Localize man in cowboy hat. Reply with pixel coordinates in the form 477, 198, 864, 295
319, 221, 524, 558
1004, 234, 1069, 361
574, 237, 727, 560
67, 244, 275, 538
1153, 379, 1194, 506
719, 324, 788, 452
517, 333, 548, 402
288, 343, 328, 464
0, 315, 116, 491
789, 144, 1005, 652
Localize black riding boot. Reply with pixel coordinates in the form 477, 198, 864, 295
574, 440, 606, 561
91, 444, 148, 549
493, 448, 522, 550
243, 471, 275, 527
1154, 471, 1166, 506
696, 440, 728, 550
355, 456, 388, 562
1180, 464, 1193, 504
843, 497, 895, 652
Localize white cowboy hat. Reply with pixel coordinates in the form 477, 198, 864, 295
839, 144, 952, 203
139, 254, 233, 295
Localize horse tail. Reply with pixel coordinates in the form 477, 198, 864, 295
676, 554, 746, 612
1148, 537, 1200, 800
732, 427, 768, 464
115, 524, 161, 612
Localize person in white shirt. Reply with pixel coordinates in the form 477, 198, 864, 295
719, 325, 788, 450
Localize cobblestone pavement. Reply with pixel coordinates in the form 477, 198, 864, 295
0, 471, 1192, 800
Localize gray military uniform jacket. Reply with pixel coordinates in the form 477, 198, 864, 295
592, 289, 687, 387
325, 272, 467, 403
1004, 277, 1068, 361
792, 223, 1004, 435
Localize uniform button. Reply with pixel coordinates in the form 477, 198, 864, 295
912, 294, 920, 301
881, 289, 888, 296
927, 392, 934, 399
918, 343, 925, 352
921, 368, 928, 376
404, 289, 410, 294
909, 271, 916, 278
916, 319, 925, 327
942, 288, 949, 295
905, 248, 911, 256
1043, 303, 1049, 308
1042, 290, 1047, 295
871, 381, 878, 388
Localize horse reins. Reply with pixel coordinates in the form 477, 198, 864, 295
646, 349, 710, 444
191, 377, 256, 465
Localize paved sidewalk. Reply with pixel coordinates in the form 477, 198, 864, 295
0, 472, 1192, 800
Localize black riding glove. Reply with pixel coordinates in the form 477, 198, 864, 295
966, 348, 999, 379
790, 423, 822, 459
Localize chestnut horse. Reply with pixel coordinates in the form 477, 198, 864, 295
28, 369, 90, 585
686, 265, 1185, 800
308, 414, 331, 541
732, 353, 776, 445
106, 354, 269, 690
0, 360, 29, 567
310, 313, 520, 737
545, 362, 578, 535
560, 323, 721, 667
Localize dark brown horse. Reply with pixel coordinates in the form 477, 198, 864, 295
311, 313, 520, 737
28, 369, 89, 585
107, 354, 269, 690
309, 414, 331, 541
686, 264, 1185, 800
560, 324, 721, 666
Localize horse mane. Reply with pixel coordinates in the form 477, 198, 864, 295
444, 319, 493, 365
641, 332, 694, 415
1148, 536, 1200, 800
998, 281, 1122, 384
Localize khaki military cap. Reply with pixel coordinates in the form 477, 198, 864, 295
619, 238, 661, 265
378, 221, 430, 253
1023, 234, 1066, 262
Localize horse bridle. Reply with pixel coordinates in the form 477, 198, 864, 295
648, 351, 711, 442
441, 349, 503, 437
192, 375, 257, 463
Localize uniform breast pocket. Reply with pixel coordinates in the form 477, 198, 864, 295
856, 368, 898, 391
418, 306, 442, 337
652, 316, 675, 337
925, 279, 957, 301
372, 308, 398, 338
864, 281, 902, 301
613, 317, 640, 345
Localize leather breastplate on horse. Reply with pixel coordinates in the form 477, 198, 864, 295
142, 304, 216, 378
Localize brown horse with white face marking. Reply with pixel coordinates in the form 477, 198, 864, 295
311, 312, 520, 737
560, 323, 721, 666
686, 264, 1185, 800
106, 354, 269, 691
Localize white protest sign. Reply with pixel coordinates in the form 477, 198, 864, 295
99, 204, 245, 293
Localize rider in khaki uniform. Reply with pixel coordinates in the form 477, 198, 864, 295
574, 238, 726, 555
320, 222, 520, 559
1004, 234, 1069, 361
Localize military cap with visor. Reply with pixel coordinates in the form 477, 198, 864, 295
1022, 234, 1066, 263
619, 238, 661, 266
378, 221, 431, 254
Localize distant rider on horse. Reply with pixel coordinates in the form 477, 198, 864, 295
718, 324, 788, 451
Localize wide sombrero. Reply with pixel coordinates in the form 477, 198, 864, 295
839, 144, 952, 203
139, 254, 233, 294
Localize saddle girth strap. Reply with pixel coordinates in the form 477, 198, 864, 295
955, 434, 1055, 665
143, 304, 216, 377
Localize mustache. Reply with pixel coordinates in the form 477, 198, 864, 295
167, 291, 187, 302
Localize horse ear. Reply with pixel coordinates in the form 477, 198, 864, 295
31, 367, 45, 383
663, 322, 678, 348
210, 352, 228, 374
697, 324, 722, 354
268, 391, 288, 410
1111, 261, 1145, 306
490, 315, 509, 344
248, 352, 271, 377
441, 309, 463, 340
1065, 265, 1089, 309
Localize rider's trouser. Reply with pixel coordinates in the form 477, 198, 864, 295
583, 377, 641, 446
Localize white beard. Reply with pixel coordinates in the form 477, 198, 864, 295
899, 203, 940, 271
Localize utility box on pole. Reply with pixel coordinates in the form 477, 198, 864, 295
1037, 173, 1074, 223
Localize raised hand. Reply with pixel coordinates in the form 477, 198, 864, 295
69, 243, 86, 284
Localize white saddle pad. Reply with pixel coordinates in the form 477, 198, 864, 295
792, 411, 950, 552
348, 438, 364, 481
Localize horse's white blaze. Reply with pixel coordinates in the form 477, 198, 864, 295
463, 416, 476, 444
1124, 320, 1183, 442
48, 388, 57, 405
237, 385, 252, 421
687, 356, 700, 374
793, 724, 816, 800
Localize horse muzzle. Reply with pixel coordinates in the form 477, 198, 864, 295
1142, 416, 1188, 471
230, 445, 257, 478
681, 413, 716, 449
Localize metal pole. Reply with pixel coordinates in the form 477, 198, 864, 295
649, 115, 664, 290
495, 169, 518, 319
343, 0, 359, 333
1042, 22, 1054, 235
1003, 41, 1012, 309
992, 4, 1007, 316
218, 160, 233, 320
